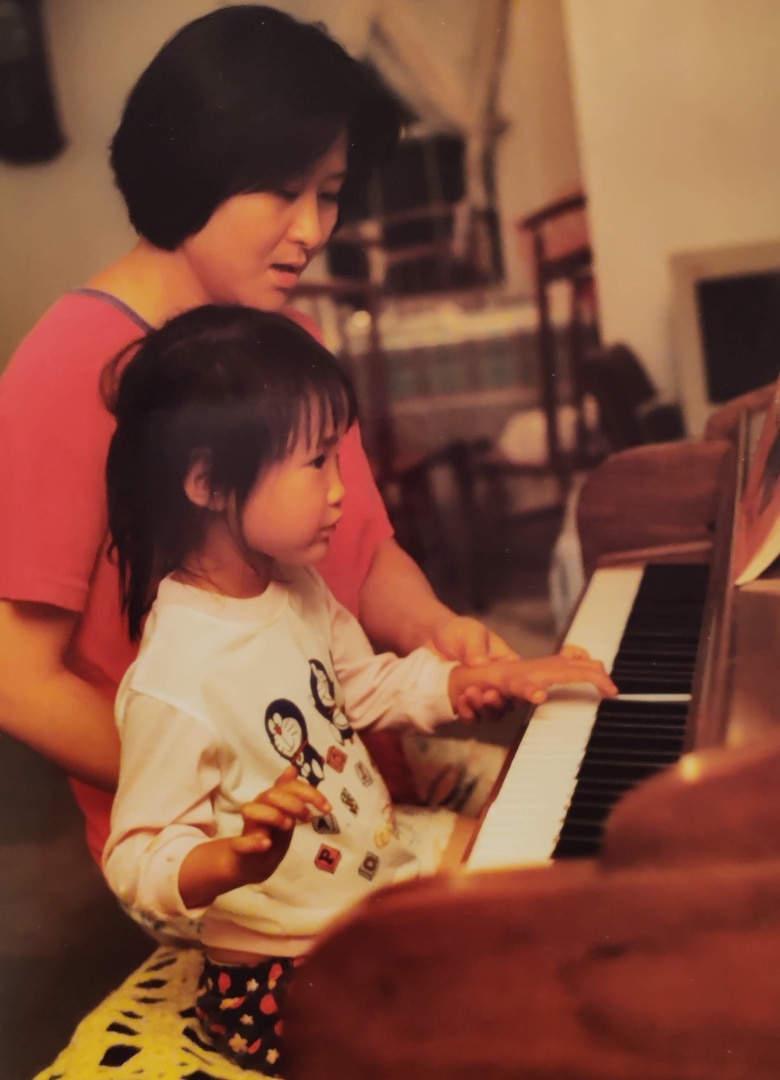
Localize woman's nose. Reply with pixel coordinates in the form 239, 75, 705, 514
289, 193, 327, 251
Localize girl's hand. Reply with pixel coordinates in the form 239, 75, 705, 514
428, 614, 518, 722
448, 645, 618, 715
178, 767, 331, 907
230, 766, 331, 878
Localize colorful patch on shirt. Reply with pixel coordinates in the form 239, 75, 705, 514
358, 852, 380, 881
314, 844, 342, 874
354, 760, 374, 787
374, 823, 393, 848
312, 812, 340, 836
326, 745, 347, 772
340, 788, 359, 815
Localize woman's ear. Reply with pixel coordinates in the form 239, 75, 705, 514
183, 451, 226, 511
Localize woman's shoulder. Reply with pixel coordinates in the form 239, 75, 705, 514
4, 289, 147, 387
281, 305, 324, 345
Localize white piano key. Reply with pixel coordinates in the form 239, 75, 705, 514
465, 564, 680, 873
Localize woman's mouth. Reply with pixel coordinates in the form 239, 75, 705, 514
270, 262, 306, 290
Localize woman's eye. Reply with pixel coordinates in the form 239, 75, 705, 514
277, 188, 302, 203
311, 453, 327, 469
319, 190, 342, 204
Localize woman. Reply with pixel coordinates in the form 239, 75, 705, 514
0, 5, 514, 868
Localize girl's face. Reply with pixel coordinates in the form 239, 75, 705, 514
179, 132, 347, 312
236, 415, 346, 568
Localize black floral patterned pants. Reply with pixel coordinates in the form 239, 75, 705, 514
195, 953, 303, 1075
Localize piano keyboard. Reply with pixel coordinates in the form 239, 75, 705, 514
466, 562, 710, 872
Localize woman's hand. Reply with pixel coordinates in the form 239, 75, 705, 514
428, 614, 518, 723
448, 644, 618, 716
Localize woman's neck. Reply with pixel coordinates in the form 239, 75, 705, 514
85, 240, 208, 328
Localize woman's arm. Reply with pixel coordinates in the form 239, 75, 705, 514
357, 538, 454, 654
359, 537, 512, 661
357, 538, 516, 720
0, 600, 119, 789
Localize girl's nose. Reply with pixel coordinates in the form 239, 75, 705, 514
327, 459, 345, 506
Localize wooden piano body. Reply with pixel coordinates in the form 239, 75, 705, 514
284, 424, 780, 1080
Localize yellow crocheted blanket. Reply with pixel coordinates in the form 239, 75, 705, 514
34, 945, 278, 1080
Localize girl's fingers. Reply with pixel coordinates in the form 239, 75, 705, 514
232, 831, 273, 855
243, 781, 331, 829
501, 656, 618, 702
241, 801, 297, 831
560, 644, 590, 659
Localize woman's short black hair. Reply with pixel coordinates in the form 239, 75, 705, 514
110, 4, 403, 249
103, 305, 358, 639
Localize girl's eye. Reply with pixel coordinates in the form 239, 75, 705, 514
311, 453, 327, 469
276, 188, 302, 203
319, 190, 341, 205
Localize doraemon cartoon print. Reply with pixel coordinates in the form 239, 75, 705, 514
309, 658, 355, 744
265, 699, 326, 786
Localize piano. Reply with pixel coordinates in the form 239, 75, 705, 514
285, 416, 780, 1080
462, 404, 780, 872
466, 561, 712, 870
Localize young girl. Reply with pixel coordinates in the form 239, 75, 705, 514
101, 305, 617, 1075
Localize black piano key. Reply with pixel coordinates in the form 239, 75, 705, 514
554, 833, 607, 858
609, 564, 710, 696
608, 675, 696, 694
587, 731, 686, 756
552, 690, 699, 861
576, 757, 669, 784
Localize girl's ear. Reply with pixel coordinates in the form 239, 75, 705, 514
183, 451, 226, 512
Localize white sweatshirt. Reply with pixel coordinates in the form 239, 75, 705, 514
103, 568, 457, 957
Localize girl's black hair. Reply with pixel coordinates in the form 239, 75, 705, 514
103, 305, 358, 640
110, 4, 403, 249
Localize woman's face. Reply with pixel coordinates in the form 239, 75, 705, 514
180, 132, 347, 311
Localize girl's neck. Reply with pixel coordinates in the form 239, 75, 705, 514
85, 240, 209, 328
175, 521, 275, 600
172, 557, 274, 600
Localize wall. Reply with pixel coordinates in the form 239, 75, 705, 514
563, 0, 780, 403
0, 0, 220, 363
495, 0, 583, 295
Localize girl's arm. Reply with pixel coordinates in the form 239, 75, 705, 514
328, 586, 616, 736
178, 767, 330, 909
448, 647, 618, 710
104, 700, 328, 920
0, 600, 119, 788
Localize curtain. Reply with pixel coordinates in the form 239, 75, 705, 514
364, 0, 509, 212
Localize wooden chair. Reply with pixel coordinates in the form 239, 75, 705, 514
478, 193, 600, 485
